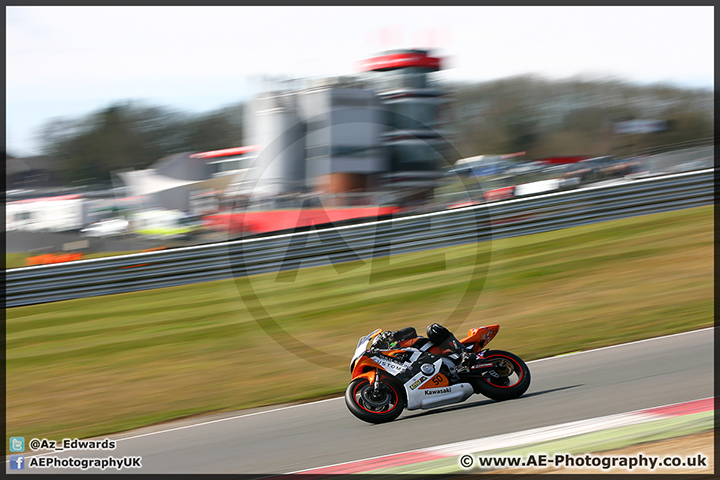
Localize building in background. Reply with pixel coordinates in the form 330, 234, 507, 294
111, 50, 450, 236
296, 86, 386, 195
358, 49, 449, 191
6, 153, 65, 191
242, 49, 449, 200
116, 49, 450, 215
244, 91, 308, 196
117, 162, 235, 213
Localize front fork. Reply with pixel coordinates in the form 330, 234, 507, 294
372, 369, 382, 394
363, 369, 392, 397
356, 369, 387, 398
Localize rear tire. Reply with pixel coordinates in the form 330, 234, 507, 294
471, 350, 530, 401
345, 377, 404, 424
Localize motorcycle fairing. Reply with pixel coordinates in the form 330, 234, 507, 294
350, 329, 384, 373
403, 358, 473, 410
459, 325, 500, 353
354, 351, 473, 411
345, 326, 530, 423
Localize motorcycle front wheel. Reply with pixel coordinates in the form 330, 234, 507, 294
471, 350, 531, 401
345, 377, 404, 424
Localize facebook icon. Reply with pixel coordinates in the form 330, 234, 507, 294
9, 455, 24, 470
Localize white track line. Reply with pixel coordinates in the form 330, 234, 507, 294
530, 326, 714, 363
289, 396, 714, 474
115, 326, 714, 441
8, 397, 341, 460
7, 326, 713, 462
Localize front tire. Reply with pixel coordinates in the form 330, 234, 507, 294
345, 377, 404, 424
471, 350, 531, 401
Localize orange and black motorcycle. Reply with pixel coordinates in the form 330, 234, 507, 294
345, 325, 531, 423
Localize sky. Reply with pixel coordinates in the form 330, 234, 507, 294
6, 6, 715, 157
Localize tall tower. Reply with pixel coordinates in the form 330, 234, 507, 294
359, 49, 448, 189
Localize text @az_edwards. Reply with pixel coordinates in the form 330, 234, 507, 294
28, 438, 115, 452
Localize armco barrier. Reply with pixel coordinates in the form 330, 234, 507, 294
6, 169, 713, 308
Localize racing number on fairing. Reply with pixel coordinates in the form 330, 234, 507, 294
420, 373, 449, 388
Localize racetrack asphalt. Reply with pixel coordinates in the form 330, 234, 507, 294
8, 327, 714, 475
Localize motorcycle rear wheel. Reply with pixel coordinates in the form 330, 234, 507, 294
345, 377, 404, 424
471, 350, 531, 401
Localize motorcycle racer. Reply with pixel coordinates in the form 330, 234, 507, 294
372, 323, 477, 372
347, 322, 531, 423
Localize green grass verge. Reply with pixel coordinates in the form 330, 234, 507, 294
6, 205, 713, 448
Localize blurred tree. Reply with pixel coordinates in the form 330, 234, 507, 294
37, 78, 711, 184
448, 76, 713, 161
39, 101, 246, 185
182, 103, 245, 152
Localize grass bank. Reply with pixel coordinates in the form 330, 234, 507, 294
6, 205, 713, 446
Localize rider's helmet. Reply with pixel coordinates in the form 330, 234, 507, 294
427, 323, 451, 346
427, 323, 465, 355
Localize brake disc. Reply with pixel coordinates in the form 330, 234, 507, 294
360, 385, 392, 408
